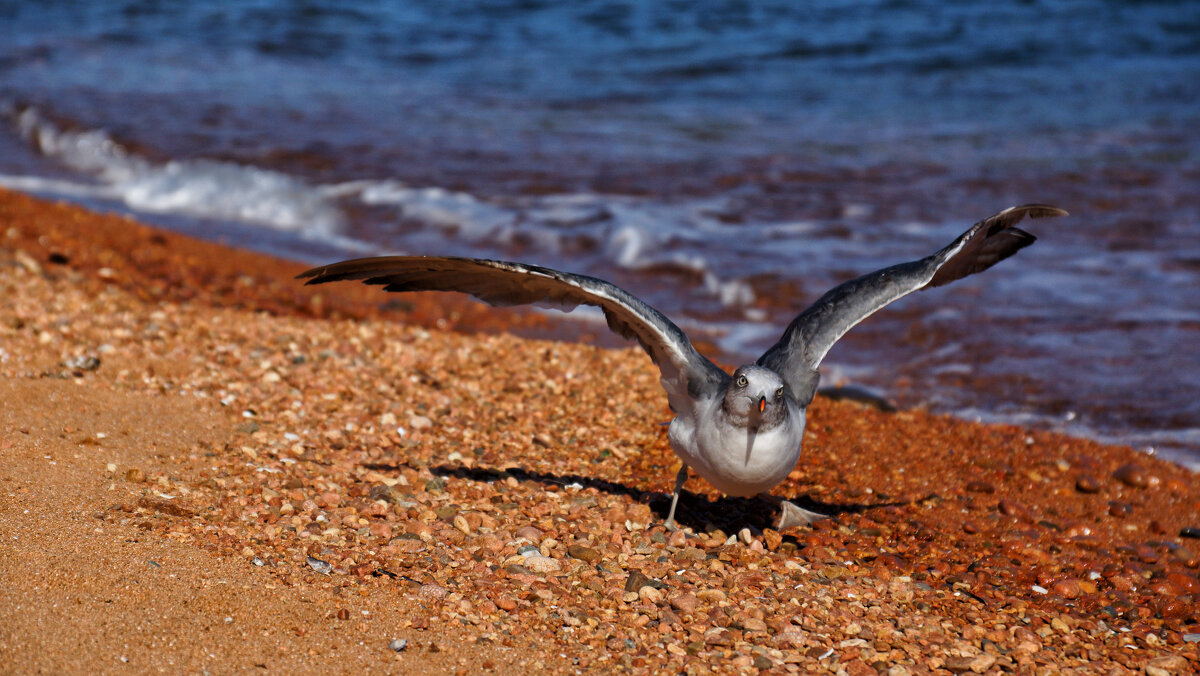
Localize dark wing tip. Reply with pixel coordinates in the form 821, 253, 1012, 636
1021, 204, 1069, 219
927, 205, 1065, 288
296, 266, 324, 282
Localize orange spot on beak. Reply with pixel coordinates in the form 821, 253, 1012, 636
758, 396, 766, 413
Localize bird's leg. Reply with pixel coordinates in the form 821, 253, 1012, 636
664, 464, 689, 532
760, 494, 826, 530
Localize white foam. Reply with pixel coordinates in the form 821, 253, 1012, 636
360, 180, 514, 238
14, 107, 344, 237
0, 173, 115, 199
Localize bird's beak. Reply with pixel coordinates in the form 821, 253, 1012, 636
758, 396, 766, 413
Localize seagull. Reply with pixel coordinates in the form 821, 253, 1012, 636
298, 204, 1067, 531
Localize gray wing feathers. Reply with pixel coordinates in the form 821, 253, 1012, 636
298, 256, 728, 411
758, 204, 1067, 399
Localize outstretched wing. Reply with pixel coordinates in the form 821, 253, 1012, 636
298, 256, 729, 413
757, 204, 1068, 403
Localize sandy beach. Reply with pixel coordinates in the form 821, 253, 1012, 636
1, 187, 1197, 673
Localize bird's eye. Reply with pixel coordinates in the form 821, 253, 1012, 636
736, 375, 748, 388
775, 386, 785, 398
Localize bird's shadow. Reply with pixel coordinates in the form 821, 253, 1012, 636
362, 461, 895, 537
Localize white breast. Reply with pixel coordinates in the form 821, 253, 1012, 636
668, 399, 806, 497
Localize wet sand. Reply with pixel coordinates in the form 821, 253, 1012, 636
1, 188, 1197, 673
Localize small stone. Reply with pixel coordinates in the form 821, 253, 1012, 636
670, 592, 698, 614
567, 544, 601, 562
965, 481, 995, 494
63, 354, 101, 372
523, 555, 561, 574
624, 571, 663, 593
137, 495, 195, 518
495, 597, 517, 611
1180, 527, 1200, 539
1145, 654, 1188, 675
1182, 632, 1200, 643
1050, 578, 1082, 599
638, 586, 663, 604
773, 629, 807, 648
740, 617, 768, 633
943, 656, 975, 674
667, 529, 688, 547
515, 526, 543, 542
408, 415, 433, 430
389, 638, 408, 652
1107, 501, 1132, 518
418, 583, 447, 600
306, 556, 332, 575
125, 468, 146, 483
453, 514, 471, 535
696, 589, 726, 603
368, 484, 401, 503
967, 654, 996, 673
336, 608, 350, 620
1074, 475, 1101, 493
1112, 463, 1147, 488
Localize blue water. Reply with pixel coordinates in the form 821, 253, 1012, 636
2, 1, 1198, 466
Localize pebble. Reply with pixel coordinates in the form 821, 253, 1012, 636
1180, 526, 1200, 539
389, 638, 408, 652
1111, 463, 1148, 488
638, 586, 663, 603
514, 526, 543, 542
624, 571, 663, 593
1144, 654, 1189, 676
669, 592, 698, 614
453, 514, 471, 535
368, 484, 402, 504
418, 583, 447, 600
567, 544, 600, 562
997, 499, 1032, 521
965, 481, 995, 494
1074, 474, 1101, 493
1049, 578, 1081, 599
306, 556, 332, 575
523, 555, 561, 574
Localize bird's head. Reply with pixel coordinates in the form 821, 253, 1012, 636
723, 365, 789, 428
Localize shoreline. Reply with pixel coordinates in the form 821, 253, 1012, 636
1, 187, 1197, 673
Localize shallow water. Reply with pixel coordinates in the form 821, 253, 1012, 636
2, 1, 1198, 466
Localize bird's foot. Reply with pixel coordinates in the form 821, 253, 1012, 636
664, 518, 679, 533
774, 499, 827, 530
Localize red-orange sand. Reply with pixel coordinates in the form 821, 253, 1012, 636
1, 188, 1196, 674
